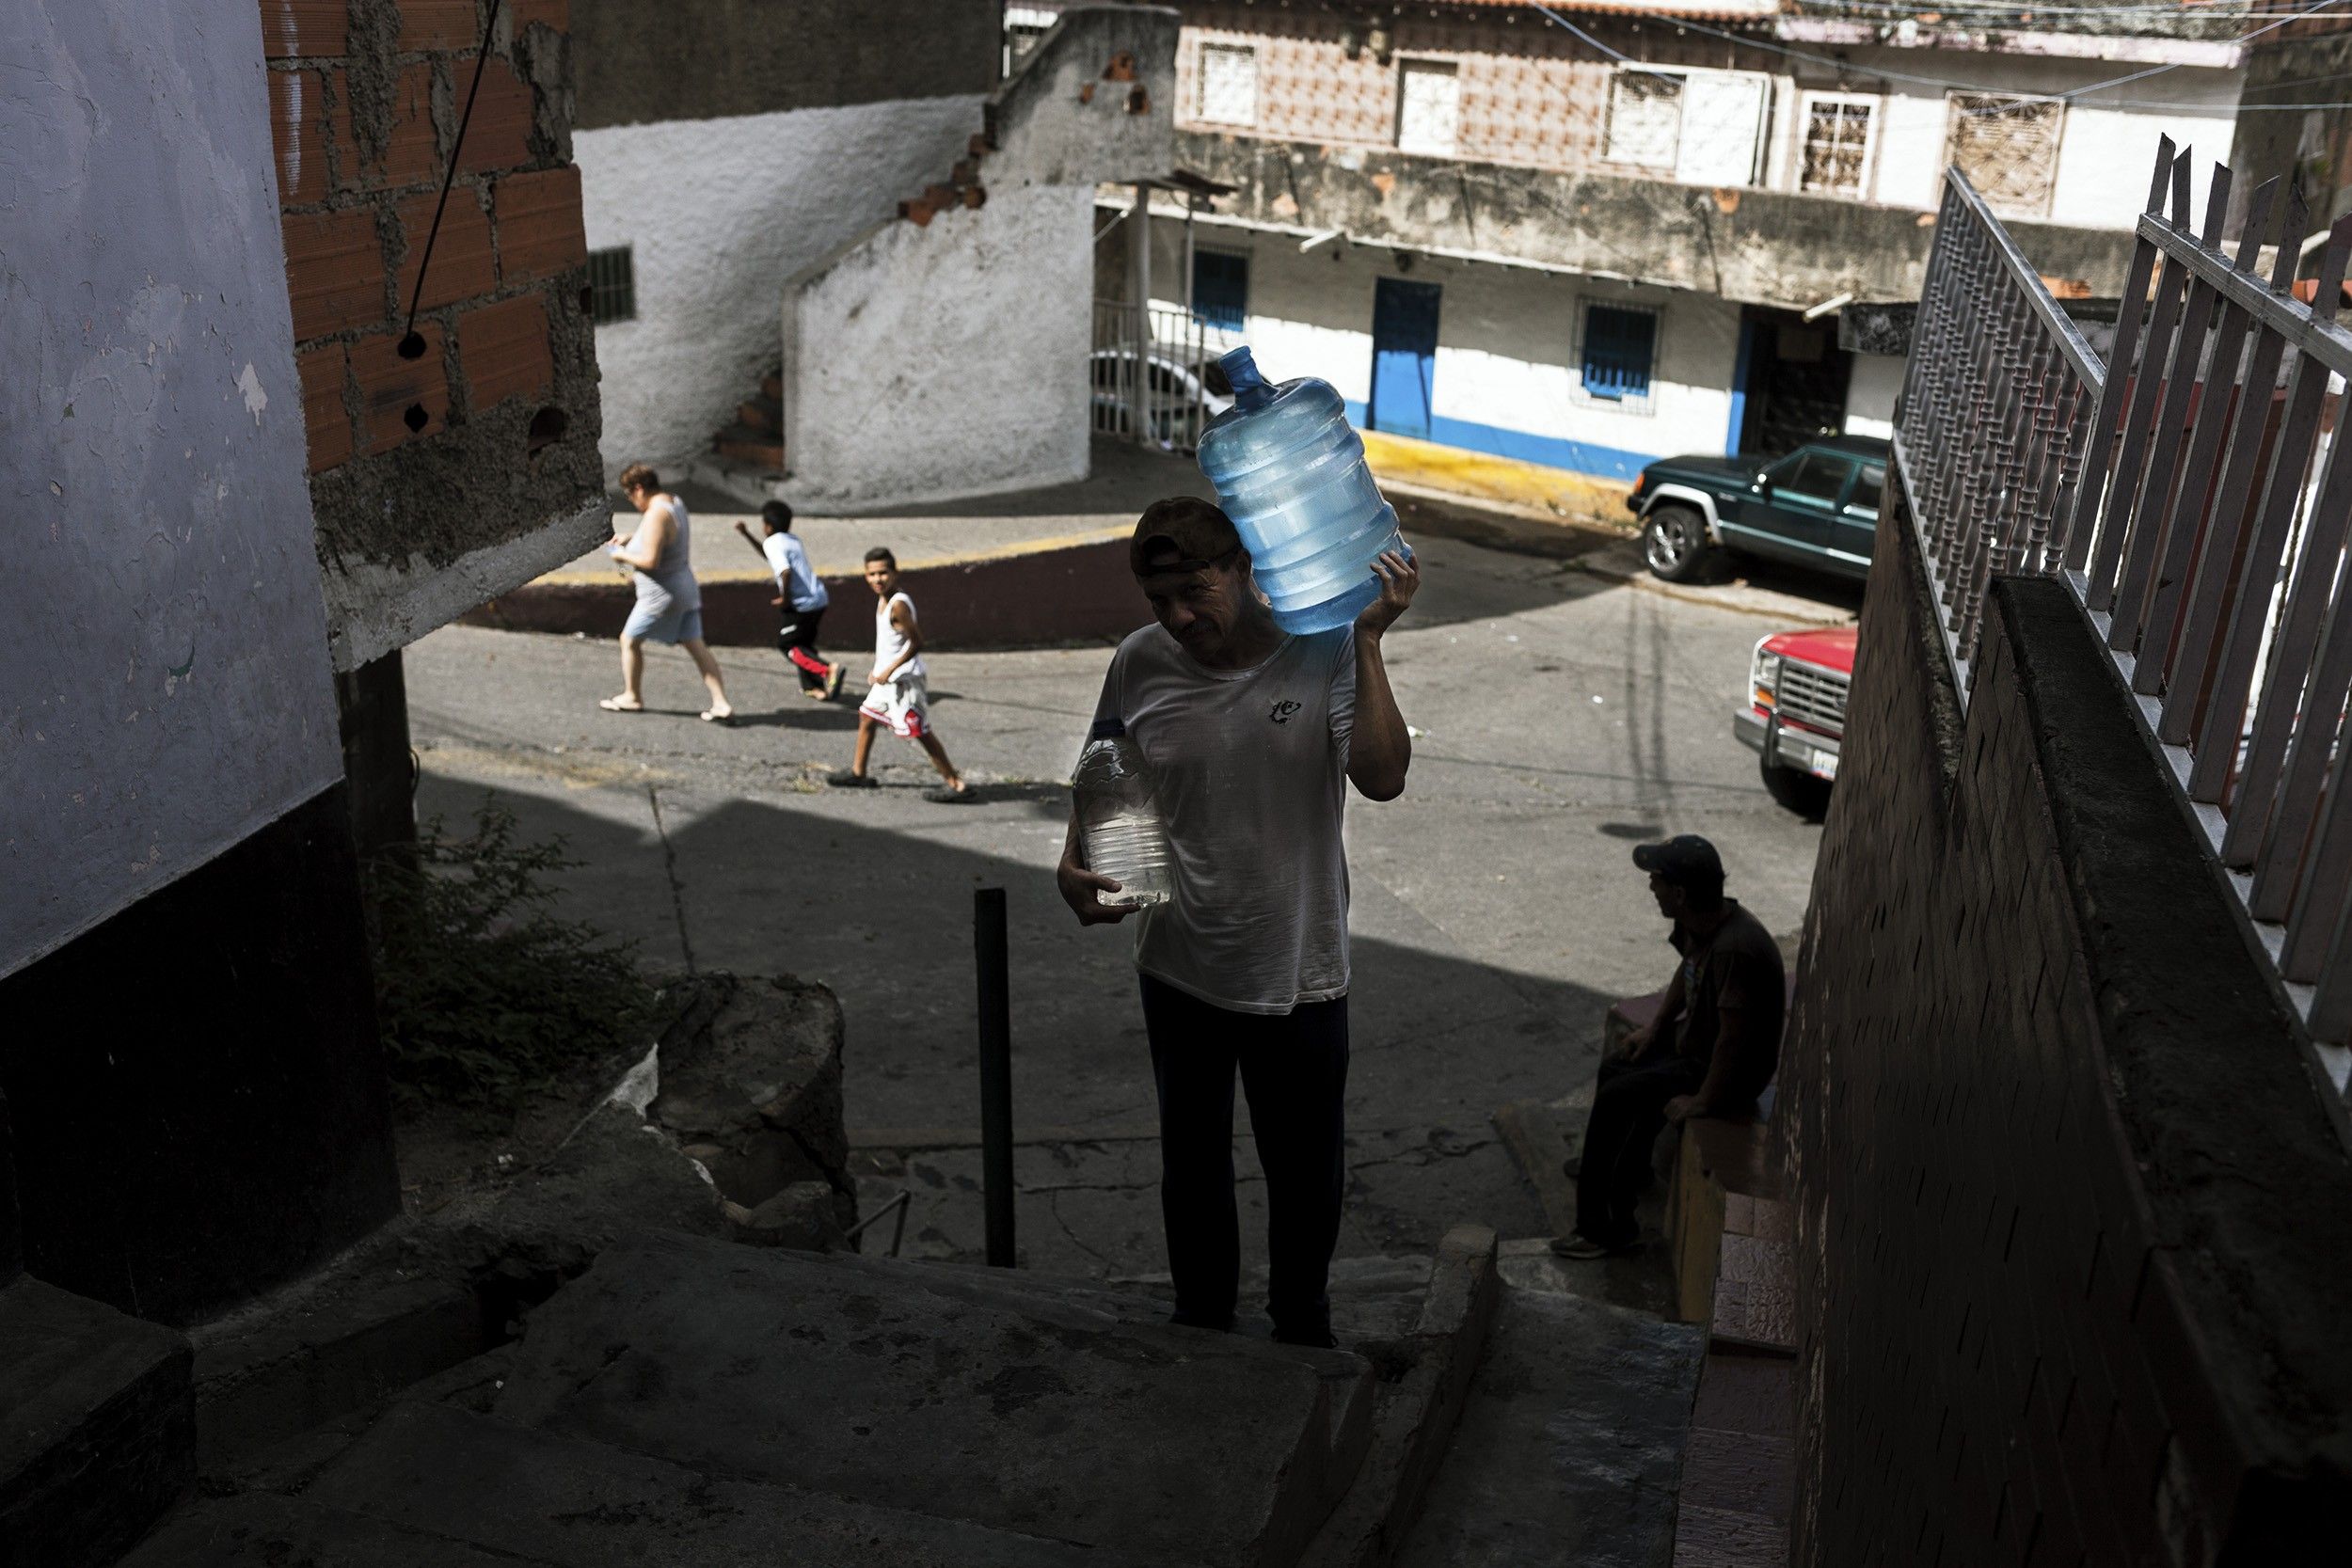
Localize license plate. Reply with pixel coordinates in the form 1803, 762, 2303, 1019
1776, 735, 1836, 782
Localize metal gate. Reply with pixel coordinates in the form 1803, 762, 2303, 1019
1089, 300, 1224, 453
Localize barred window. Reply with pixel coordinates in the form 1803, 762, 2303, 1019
1395, 59, 1460, 156
1947, 93, 2064, 218
1581, 301, 1660, 410
1197, 43, 1258, 127
586, 246, 634, 324
1605, 71, 1683, 171
1802, 95, 1877, 198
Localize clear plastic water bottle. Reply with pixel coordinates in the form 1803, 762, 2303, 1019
1073, 719, 1173, 909
1197, 344, 1406, 634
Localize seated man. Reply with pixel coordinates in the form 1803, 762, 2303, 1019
1552, 834, 1786, 1259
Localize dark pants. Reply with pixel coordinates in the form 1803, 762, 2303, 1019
1574, 1050, 1707, 1249
777, 604, 829, 691
1139, 974, 1349, 1342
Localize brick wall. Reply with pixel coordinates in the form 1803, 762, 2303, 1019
262, 0, 602, 665
1782, 484, 2352, 1562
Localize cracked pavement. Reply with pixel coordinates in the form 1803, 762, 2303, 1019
405, 504, 1836, 1282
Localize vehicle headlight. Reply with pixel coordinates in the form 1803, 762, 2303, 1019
1752, 647, 1781, 707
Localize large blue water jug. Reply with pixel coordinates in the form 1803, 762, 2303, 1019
1197, 346, 1405, 635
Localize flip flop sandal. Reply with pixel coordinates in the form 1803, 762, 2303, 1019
827, 769, 879, 788
923, 785, 978, 804
597, 697, 643, 713
699, 709, 735, 724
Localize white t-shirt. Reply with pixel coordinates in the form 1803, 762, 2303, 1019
1091, 626, 1358, 1015
872, 591, 927, 684
759, 531, 828, 611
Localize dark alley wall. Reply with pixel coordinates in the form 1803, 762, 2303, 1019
1783, 493, 2352, 1562
567, 0, 1002, 128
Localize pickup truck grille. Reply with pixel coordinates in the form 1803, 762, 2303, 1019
1776, 658, 1850, 736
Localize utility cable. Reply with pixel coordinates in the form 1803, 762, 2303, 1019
399, 0, 508, 360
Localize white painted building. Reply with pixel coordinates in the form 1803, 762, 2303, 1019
1064, 0, 2283, 483
565, 1, 1180, 512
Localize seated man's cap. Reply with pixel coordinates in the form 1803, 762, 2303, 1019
1632, 834, 1724, 886
1131, 497, 1243, 578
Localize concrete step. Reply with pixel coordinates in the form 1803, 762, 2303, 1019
810, 1248, 1378, 1511
489, 1230, 1354, 1568
737, 393, 782, 434
1394, 1283, 1706, 1568
0, 1276, 193, 1568
125, 1400, 1203, 1567
712, 422, 784, 470
1674, 1349, 1796, 1568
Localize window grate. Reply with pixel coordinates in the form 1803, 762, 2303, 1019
1192, 249, 1249, 334
587, 245, 635, 324
1946, 94, 2063, 219
1197, 42, 1258, 127
1802, 98, 1876, 198
1581, 302, 1659, 406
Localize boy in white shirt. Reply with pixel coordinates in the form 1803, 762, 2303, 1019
732, 501, 844, 701
828, 548, 972, 803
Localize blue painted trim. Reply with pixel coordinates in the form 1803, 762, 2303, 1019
1726, 317, 1757, 458
1343, 400, 1659, 483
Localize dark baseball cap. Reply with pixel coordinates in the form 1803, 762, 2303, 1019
1131, 497, 1243, 578
1632, 834, 1724, 887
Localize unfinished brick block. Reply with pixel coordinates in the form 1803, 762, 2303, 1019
350, 326, 448, 455
268, 68, 333, 206
362, 62, 441, 191
281, 209, 386, 341
296, 343, 352, 474
457, 293, 553, 410
456, 58, 537, 175
493, 166, 585, 282
396, 187, 497, 313
510, 0, 572, 32
396, 0, 479, 50
258, 0, 348, 58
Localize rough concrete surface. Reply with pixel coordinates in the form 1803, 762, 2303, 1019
494, 1231, 1350, 1566
405, 460, 1838, 1282
0, 1275, 194, 1568
1398, 1287, 1706, 1568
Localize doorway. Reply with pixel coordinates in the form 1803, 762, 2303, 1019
1369, 277, 1443, 440
1731, 306, 1852, 457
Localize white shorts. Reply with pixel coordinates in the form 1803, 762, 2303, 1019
859, 673, 931, 740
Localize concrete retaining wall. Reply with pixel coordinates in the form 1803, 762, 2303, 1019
772, 6, 1180, 514
1782, 484, 2352, 1562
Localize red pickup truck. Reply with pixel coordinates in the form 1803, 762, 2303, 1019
1733, 625, 1856, 815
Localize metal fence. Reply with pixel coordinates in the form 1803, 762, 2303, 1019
1089, 299, 1229, 453
1897, 138, 2352, 1097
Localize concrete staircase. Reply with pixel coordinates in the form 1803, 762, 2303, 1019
708, 368, 785, 473
123, 1228, 1504, 1568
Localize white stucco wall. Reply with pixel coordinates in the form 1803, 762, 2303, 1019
1845, 353, 1906, 440
782, 186, 1095, 510
1846, 49, 2240, 226
1152, 221, 1741, 473
3, 0, 342, 977
577, 95, 986, 471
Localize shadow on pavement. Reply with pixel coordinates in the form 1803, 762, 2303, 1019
412, 773, 1622, 1269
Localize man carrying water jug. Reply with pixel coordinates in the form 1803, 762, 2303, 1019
1057, 497, 1417, 1348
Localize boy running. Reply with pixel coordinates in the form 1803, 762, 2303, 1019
733, 500, 845, 701
829, 548, 973, 803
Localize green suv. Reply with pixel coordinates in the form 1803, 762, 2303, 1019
1625, 435, 1890, 583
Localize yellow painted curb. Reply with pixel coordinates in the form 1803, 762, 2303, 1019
528, 524, 1133, 587
1360, 429, 1634, 525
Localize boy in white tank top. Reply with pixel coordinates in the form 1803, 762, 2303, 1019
829, 547, 972, 802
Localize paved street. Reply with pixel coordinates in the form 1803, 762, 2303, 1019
405, 511, 1848, 1282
